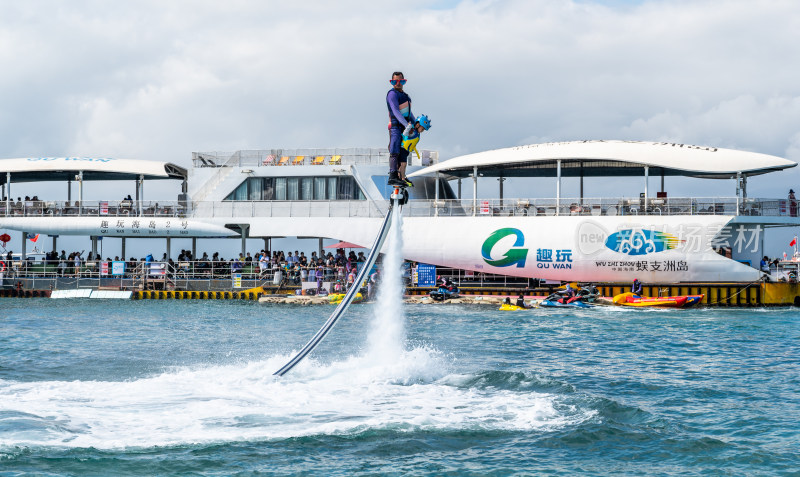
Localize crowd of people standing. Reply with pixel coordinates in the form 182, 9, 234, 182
4, 247, 376, 285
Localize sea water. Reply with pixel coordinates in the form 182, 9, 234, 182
1, 298, 798, 475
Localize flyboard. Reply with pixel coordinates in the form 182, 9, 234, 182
273, 186, 407, 376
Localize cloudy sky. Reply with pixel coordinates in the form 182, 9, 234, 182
2, 0, 800, 254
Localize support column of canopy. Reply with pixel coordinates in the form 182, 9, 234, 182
498, 175, 505, 208
166, 237, 171, 261
457, 178, 462, 200
21, 231, 27, 261
67, 179, 71, 202
138, 175, 144, 216
579, 163, 584, 205
556, 160, 561, 216
736, 172, 748, 199
52, 235, 57, 255
78, 171, 84, 213
121, 237, 126, 260
5, 172, 9, 215
472, 166, 478, 216
192, 237, 197, 259
180, 177, 188, 208
434, 172, 440, 217
644, 165, 649, 213
91, 236, 97, 259
240, 225, 249, 256
318, 238, 323, 257
735, 172, 748, 216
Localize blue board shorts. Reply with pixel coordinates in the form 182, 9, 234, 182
388, 128, 409, 164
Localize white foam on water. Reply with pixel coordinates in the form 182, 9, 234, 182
0, 348, 593, 450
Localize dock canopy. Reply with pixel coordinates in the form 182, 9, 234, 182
0, 157, 187, 184
408, 140, 797, 179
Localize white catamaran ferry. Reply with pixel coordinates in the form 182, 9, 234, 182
0, 140, 797, 284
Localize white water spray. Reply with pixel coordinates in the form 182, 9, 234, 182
365, 207, 406, 365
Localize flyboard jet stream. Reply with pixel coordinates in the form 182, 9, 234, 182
273, 186, 408, 376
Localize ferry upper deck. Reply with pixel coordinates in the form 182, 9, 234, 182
1, 141, 796, 222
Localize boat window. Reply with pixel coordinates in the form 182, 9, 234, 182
327, 177, 337, 200
287, 178, 299, 200
314, 177, 326, 200
337, 177, 353, 200
249, 178, 263, 201
232, 181, 248, 201
301, 177, 313, 200
274, 178, 287, 200
263, 178, 274, 200
224, 176, 367, 201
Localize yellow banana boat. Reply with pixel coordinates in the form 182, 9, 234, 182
499, 303, 536, 311
328, 292, 363, 305
613, 292, 703, 308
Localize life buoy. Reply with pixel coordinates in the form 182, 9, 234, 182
0, 260, 5, 273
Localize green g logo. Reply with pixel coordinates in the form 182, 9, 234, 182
482, 228, 528, 268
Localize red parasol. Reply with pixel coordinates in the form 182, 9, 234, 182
0, 233, 10, 246
324, 241, 365, 249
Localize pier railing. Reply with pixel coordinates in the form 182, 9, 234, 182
191, 148, 439, 168
0, 199, 386, 218
190, 200, 385, 218
0, 200, 189, 218
402, 196, 797, 218
1, 197, 796, 219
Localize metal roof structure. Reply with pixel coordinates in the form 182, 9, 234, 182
0, 157, 187, 184
408, 140, 797, 179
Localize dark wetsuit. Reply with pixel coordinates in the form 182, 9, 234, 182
386, 89, 415, 173
632, 281, 643, 294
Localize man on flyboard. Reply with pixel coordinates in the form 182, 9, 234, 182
386, 71, 431, 187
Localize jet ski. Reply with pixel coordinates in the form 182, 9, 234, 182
539, 297, 594, 308
430, 276, 460, 301
538, 290, 594, 308
576, 284, 600, 302
429, 284, 460, 301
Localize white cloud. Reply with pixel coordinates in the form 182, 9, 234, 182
1, 0, 800, 190
3, 0, 800, 257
